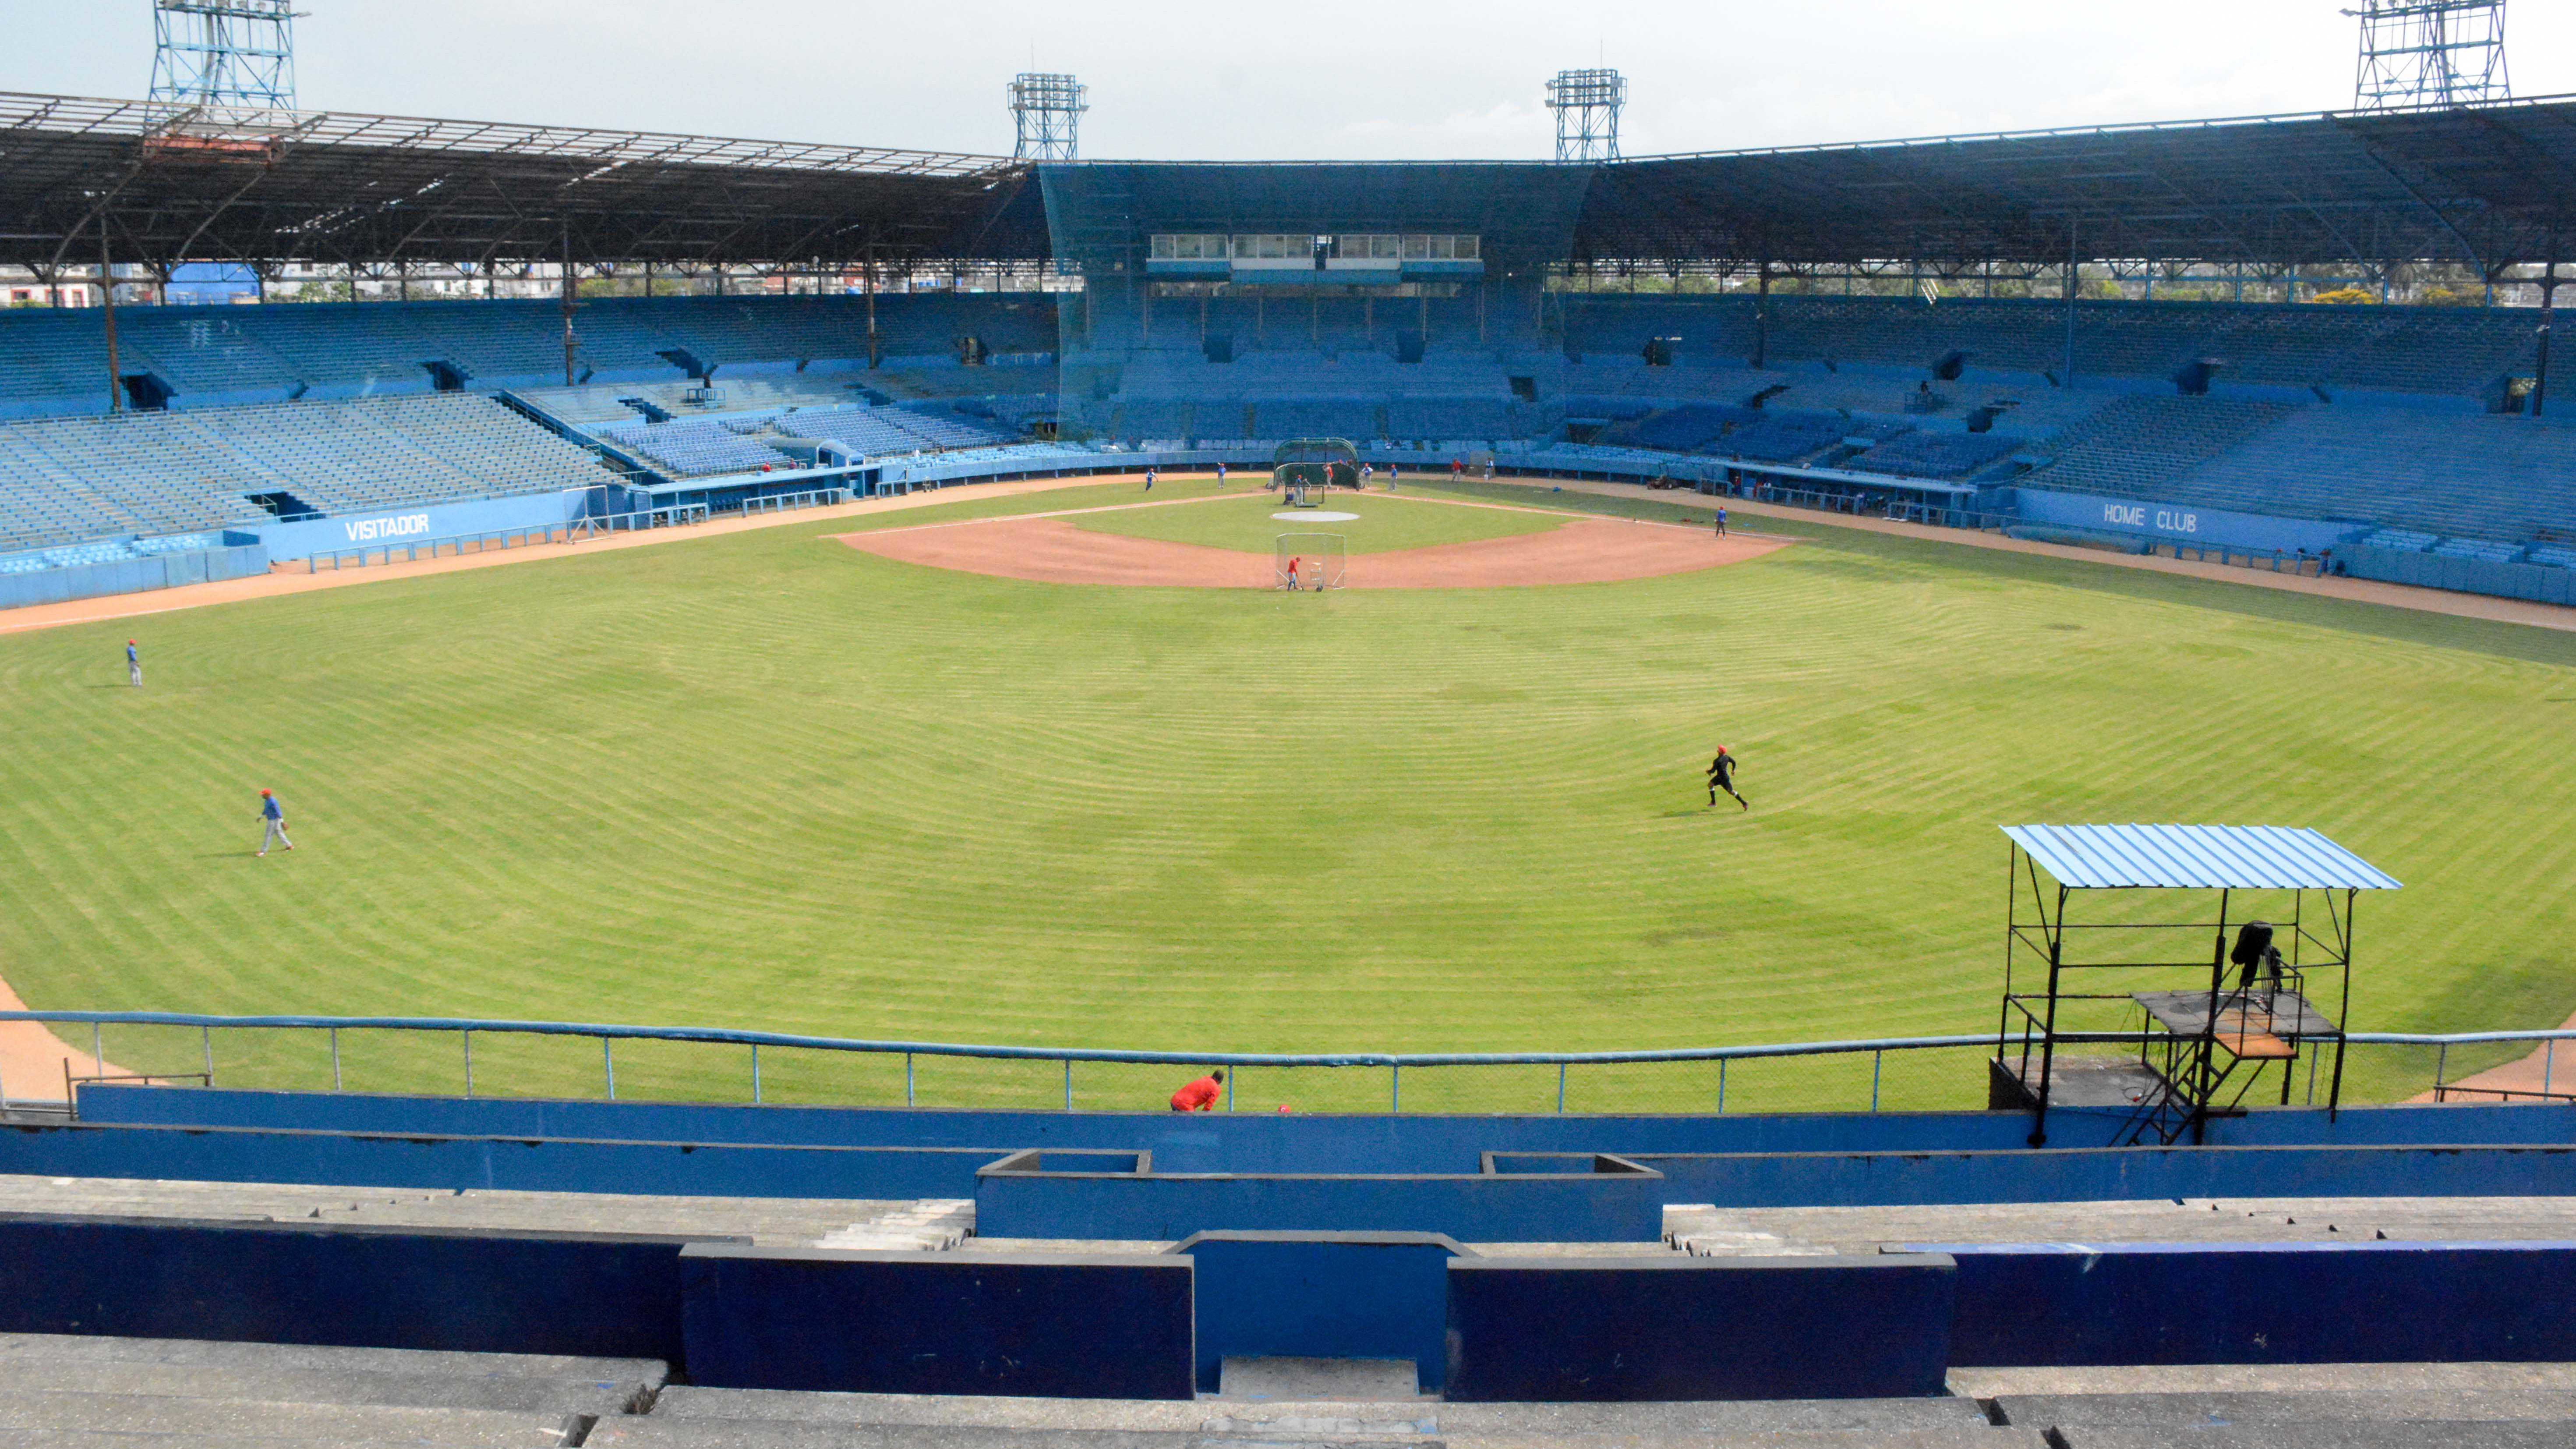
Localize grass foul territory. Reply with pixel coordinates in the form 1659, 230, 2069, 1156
0, 478, 2572, 1112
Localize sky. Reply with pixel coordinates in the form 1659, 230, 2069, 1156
2, 1, 2569, 161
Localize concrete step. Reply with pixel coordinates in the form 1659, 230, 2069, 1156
0, 1389, 587, 1445
0, 1330, 668, 1387
649, 1386, 1998, 1437
1993, 1389, 2576, 1427
2055, 1426, 2576, 1449
594, 1418, 2040, 1449
1, 1359, 651, 1417
0, 1434, 553, 1449
588, 1423, 1198, 1448
816, 1199, 976, 1251
1953, 1364, 2576, 1398
1216, 1357, 1423, 1402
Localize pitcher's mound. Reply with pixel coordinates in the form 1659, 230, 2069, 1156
840, 514, 1791, 589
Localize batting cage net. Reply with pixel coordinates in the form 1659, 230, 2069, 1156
1274, 533, 1348, 592
1271, 437, 1360, 495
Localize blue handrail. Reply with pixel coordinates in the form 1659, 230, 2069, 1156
0, 1011, 1993, 1068
4, 1011, 2568, 1066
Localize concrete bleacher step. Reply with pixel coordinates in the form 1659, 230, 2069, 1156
0, 1335, 664, 1444
0, 1423, 564, 1433
0, 1331, 668, 1389
2052, 1428, 2572, 1449
0, 1359, 650, 1417
0, 1389, 591, 1446
1953, 1363, 2576, 1399
618, 1386, 2021, 1447
594, 1421, 2039, 1449
1993, 1389, 2576, 1426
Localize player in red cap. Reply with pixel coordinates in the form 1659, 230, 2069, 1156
1707, 746, 1748, 811
256, 788, 294, 856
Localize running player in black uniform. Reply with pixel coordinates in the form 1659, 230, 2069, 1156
1707, 746, 1748, 810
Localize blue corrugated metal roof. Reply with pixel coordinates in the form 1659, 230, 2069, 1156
2001, 825, 2401, 891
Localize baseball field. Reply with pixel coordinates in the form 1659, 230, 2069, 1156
2, 476, 2572, 1112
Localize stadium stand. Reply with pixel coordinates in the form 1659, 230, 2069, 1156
1557, 295, 2541, 403
0, 295, 1062, 421
2143, 408, 2576, 543
2011, 396, 2309, 501
1854, 429, 2030, 481
0, 395, 609, 552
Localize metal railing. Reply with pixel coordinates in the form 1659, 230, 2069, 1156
1886, 501, 2017, 531
2, 1012, 2569, 1116
724, 487, 847, 517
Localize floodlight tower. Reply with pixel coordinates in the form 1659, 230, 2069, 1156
1010, 73, 1088, 162
2348, 1, 2510, 110
1547, 68, 1626, 162
150, 0, 300, 114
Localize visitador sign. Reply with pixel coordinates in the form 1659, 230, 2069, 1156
250, 488, 595, 561
2009, 486, 2360, 555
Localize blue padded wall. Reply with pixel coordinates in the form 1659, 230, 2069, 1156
0, 1120, 1002, 1200
1173, 1231, 1464, 1392
0, 1214, 711, 1362
973, 1157, 1665, 1243
678, 1245, 1194, 1400
1446, 1254, 1956, 1401
1927, 1240, 2576, 1366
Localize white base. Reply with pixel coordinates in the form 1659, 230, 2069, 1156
1275, 511, 1360, 522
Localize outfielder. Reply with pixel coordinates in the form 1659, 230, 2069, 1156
256, 788, 295, 856
1707, 747, 1749, 811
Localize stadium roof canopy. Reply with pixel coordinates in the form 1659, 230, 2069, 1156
4, 90, 2574, 278
0, 92, 1048, 274
1580, 98, 2576, 273
2002, 825, 2402, 892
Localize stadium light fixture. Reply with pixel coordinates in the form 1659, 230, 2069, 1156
1546, 69, 1626, 163
2346, 0, 2510, 111
151, 0, 300, 114
1010, 73, 1088, 163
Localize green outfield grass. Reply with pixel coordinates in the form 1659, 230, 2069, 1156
1073, 489, 1565, 554
2, 478, 2572, 1112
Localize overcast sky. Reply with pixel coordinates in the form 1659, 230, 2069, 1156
4, 1, 2568, 160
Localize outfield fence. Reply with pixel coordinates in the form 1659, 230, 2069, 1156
304, 503, 715, 572
4, 1013, 2570, 1116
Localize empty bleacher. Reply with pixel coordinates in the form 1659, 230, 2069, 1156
2149, 407, 2576, 542
591, 403, 1020, 479
2016, 395, 2308, 502
593, 417, 795, 478
0, 395, 611, 552
1858, 429, 2030, 481
0, 294, 1064, 421
1558, 294, 2541, 402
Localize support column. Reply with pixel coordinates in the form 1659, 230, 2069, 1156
2536, 259, 2558, 419
1753, 264, 1770, 369
2063, 223, 2080, 385
99, 216, 121, 415
560, 223, 578, 386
